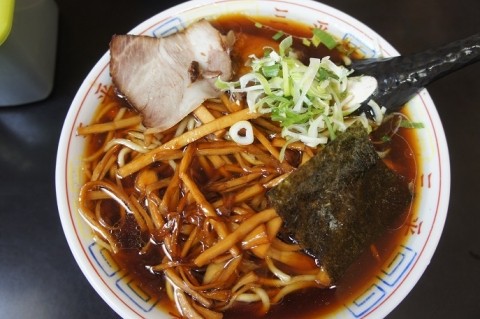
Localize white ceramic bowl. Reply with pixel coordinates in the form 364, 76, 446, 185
56, 0, 450, 318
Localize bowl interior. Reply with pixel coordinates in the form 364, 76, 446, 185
56, 0, 450, 318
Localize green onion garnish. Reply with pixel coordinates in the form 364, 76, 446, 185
312, 28, 337, 50
400, 120, 425, 129
215, 34, 367, 152
302, 38, 312, 47
272, 31, 284, 41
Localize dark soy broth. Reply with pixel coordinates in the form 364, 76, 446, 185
84, 14, 418, 318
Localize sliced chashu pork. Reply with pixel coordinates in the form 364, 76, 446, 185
110, 20, 232, 130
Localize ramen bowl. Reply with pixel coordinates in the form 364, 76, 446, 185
55, 0, 450, 318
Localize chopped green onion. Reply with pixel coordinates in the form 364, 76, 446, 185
311, 34, 321, 47
215, 77, 237, 91
272, 31, 284, 41
312, 28, 337, 50
323, 114, 336, 140
255, 22, 263, 28
261, 64, 281, 78
279, 36, 293, 56
381, 135, 391, 142
302, 38, 311, 47
281, 60, 290, 96
215, 31, 368, 149
316, 67, 339, 81
400, 120, 425, 129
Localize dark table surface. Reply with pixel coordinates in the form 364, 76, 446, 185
1, 0, 479, 318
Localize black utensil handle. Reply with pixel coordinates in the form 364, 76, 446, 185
353, 33, 480, 113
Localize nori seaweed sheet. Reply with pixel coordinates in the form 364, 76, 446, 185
267, 123, 412, 283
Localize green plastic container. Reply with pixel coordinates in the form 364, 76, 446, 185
0, 0, 58, 106
0, 0, 15, 45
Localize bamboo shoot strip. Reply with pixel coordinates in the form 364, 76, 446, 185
117, 108, 262, 177
77, 116, 142, 135
194, 208, 277, 266
179, 145, 240, 257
